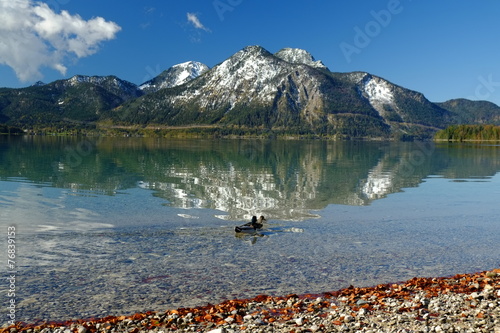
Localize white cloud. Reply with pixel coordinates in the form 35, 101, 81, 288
187, 12, 210, 32
0, 0, 121, 82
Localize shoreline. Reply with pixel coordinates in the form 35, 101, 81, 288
3, 268, 499, 333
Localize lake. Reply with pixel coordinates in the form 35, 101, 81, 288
0, 136, 499, 323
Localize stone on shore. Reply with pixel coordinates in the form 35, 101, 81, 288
2, 268, 499, 333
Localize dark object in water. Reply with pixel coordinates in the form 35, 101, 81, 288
234, 216, 266, 233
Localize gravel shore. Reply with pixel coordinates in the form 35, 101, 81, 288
3, 269, 499, 333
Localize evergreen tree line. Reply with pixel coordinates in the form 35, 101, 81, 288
435, 124, 500, 141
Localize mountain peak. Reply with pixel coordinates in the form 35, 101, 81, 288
171, 61, 209, 74
241, 45, 270, 55
274, 48, 327, 69
31, 81, 46, 87
139, 61, 209, 93
226, 46, 274, 62
170, 61, 210, 85
191, 45, 286, 107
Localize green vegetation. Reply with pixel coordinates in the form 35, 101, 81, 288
392, 91, 452, 128
0, 78, 140, 129
8, 123, 394, 140
437, 99, 500, 124
435, 124, 500, 142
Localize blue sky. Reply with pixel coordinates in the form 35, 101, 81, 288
1, 0, 500, 105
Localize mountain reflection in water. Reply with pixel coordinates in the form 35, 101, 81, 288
0, 136, 499, 221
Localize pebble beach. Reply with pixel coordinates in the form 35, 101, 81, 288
3, 268, 499, 333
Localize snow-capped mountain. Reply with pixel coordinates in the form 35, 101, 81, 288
121, 46, 347, 127
116, 45, 455, 138
173, 46, 290, 106
2, 45, 500, 138
274, 47, 327, 69
139, 61, 209, 93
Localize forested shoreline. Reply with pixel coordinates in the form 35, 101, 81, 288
435, 124, 500, 142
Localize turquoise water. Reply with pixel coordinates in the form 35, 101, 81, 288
0, 136, 499, 322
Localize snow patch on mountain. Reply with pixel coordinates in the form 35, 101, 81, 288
65, 75, 141, 98
139, 61, 209, 93
274, 48, 327, 69
350, 73, 397, 118
363, 76, 394, 103
67, 75, 132, 89
170, 61, 209, 87
68, 75, 107, 86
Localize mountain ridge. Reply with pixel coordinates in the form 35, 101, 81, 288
138, 61, 210, 94
1, 45, 500, 139
274, 47, 328, 69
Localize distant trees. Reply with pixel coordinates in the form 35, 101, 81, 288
435, 124, 500, 141
0, 125, 24, 135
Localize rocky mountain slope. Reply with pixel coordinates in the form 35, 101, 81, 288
1, 45, 500, 139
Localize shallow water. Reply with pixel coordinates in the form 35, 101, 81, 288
0, 137, 499, 323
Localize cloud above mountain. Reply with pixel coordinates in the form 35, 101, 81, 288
187, 12, 210, 32
0, 0, 121, 82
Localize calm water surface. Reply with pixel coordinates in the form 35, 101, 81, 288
0, 136, 499, 322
